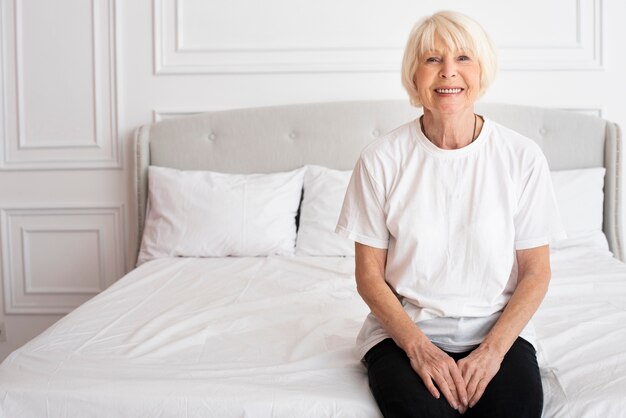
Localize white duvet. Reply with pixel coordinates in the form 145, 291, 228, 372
1, 235, 626, 417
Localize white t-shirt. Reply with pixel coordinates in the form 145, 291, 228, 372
336, 117, 566, 359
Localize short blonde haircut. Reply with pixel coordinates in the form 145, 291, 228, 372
401, 11, 498, 107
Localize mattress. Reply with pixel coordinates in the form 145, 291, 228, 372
1, 234, 625, 417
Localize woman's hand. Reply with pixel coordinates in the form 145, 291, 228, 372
406, 339, 469, 413
457, 344, 504, 408
457, 245, 550, 408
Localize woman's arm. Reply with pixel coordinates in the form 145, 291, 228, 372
356, 242, 469, 412
458, 244, 551, 408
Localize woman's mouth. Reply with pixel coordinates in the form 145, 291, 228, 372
435, 88, 463, 94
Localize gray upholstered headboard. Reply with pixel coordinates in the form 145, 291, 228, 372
134, 100, 623, 261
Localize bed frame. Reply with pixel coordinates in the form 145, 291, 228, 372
134, 100, 624, 261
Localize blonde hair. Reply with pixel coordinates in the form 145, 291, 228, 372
401, 11, 498, 107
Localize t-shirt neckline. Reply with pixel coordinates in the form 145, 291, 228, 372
411, 116, 491, 158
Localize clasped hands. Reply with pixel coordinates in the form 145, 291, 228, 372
407, 339, 503, 414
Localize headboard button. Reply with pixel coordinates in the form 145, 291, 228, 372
539, 128, 547, 135
208, 133, 216, 140
372, 129, 380, 137
289, 132, 296, 139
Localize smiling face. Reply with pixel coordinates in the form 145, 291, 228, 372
414, 38, 481, 115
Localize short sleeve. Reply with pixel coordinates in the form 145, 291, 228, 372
335, 157, 389, 249
514, 153, 567, 249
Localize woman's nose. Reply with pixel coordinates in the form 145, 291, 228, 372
439, 61, 457, 78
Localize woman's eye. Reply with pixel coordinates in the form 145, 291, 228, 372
458, 55, 471, 61
426, 57, 440, 63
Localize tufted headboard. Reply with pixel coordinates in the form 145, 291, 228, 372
133, 100, 624, 260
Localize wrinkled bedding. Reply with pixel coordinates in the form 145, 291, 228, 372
1, 236, 625, 417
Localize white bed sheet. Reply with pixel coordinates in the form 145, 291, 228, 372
0, 256, 379, 417
1, 236, 625, 417
536, 234, 626, 418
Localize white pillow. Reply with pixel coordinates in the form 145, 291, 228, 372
296, 165, 354, 256
550, 167, 605, 237
137, 166, 305, 265
294, 166, 606, 256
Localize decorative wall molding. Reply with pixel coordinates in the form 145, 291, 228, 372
154, 0, 604, 74
0, 205, 126, 314
22, 227, 106, 294
498, 0, 604, 70
0, 0, 121, 170
15, 0, 100, 150
153, 0, 400, 74
152, 108, 230, 122
0, 3, 6, 164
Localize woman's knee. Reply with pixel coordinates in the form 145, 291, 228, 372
467, 337, 543, 418
365, 339, 461, 418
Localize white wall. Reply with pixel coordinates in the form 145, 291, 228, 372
1, 0, 624, 360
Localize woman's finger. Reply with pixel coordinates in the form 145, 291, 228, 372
415, 368, 440, 400
470, 378, 489, 408
432, 369, 461, 410
465, 370, 481, 401
448, 361, 469, 407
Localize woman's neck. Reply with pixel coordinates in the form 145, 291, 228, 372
420, 109, 481, 150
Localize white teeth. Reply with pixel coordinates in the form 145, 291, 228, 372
436, 88, 462, 94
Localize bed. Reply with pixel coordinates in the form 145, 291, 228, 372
1, 100, 625, 417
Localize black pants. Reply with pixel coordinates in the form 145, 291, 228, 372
364, 337, 543, 418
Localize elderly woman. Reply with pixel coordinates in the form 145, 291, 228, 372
336, 10, 565, 418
